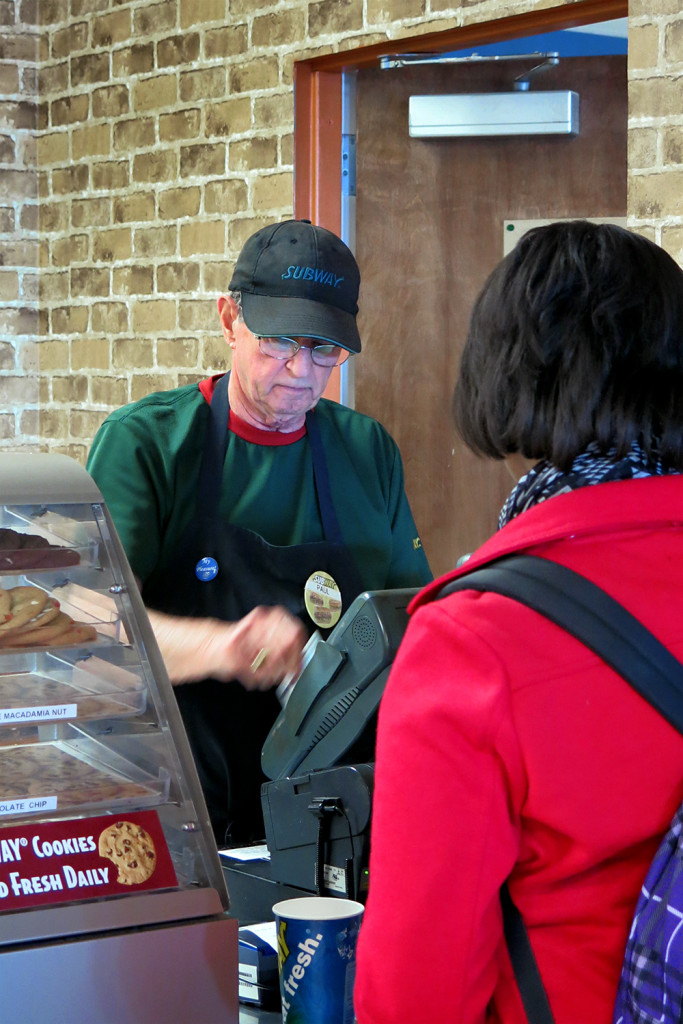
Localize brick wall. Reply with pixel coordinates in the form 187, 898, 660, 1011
0, 0, 681, 459
1, 0, 39, 450
628, 0, 683, 261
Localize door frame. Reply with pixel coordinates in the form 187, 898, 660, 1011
293, 0, 626, 400
294, 0, 627, 230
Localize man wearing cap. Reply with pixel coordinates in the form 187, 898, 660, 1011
87, 220, 432, 844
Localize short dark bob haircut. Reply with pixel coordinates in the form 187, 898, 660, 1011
453, 220, 683, 471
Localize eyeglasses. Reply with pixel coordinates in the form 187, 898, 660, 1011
255, 335, 350, 367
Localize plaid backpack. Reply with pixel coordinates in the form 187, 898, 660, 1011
439, 554, 683, 1024
612, 805, 683, 1024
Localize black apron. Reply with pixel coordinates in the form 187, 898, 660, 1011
143, 372, 363, 846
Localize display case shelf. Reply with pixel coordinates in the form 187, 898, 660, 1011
0, 505, 101, 573
0, 453, 237, 1024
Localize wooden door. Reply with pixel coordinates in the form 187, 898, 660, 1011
354, 56, 627, 576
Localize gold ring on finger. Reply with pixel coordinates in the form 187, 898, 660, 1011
250, 647, 269, 673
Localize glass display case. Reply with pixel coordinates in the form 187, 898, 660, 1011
0, 453, 237, 1023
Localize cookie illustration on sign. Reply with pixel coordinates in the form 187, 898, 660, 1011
98, 820, 157, 885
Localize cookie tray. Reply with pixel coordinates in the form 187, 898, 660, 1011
0, 576, 127, 651
0, 650, 146, 732
0, 727, 171, 823
0, 505, 100, 574
0, 623, 115, 655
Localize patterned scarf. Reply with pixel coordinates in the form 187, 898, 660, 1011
499, 440, 678, 529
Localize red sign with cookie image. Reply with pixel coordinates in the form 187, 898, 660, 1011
0, 810, 177, 912
98, 819, 158, 885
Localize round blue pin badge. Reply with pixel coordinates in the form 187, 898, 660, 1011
195, 556, 219, 582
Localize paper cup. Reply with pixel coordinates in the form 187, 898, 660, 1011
273, 896, 364, 1024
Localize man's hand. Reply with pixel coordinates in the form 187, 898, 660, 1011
147, 605, 307, 689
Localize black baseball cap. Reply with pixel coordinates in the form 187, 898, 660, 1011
228, 220, 362, 354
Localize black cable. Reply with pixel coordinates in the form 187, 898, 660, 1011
307, 795, 357, 898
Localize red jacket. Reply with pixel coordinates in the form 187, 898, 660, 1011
355, 475, 683, 1024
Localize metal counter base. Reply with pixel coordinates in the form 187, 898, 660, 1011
0, 913, 239, 1023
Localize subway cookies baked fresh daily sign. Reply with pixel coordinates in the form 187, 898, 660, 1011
0, 810, 176, 911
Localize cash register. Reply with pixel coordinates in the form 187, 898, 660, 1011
223, 587, 417, 924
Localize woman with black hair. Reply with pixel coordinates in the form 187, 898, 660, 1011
355, 221, 683, 1024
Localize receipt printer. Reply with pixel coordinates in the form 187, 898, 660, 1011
261, 763, 374, 902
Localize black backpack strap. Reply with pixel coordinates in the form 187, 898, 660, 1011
437, 553, 683, 1024
439, 554, 683, 734
501, 885, 556, 1024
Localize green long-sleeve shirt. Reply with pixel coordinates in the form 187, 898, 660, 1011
87, 380, 432, 598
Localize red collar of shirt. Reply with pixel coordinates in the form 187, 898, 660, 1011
198, 373, 307, 446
